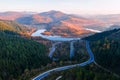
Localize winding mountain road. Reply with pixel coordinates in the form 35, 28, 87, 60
32, 41, 94, 80
70, 41, 75, 59
48, 42, 61, 58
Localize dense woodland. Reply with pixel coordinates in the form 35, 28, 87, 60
84, 28, 120, 75
0, 31, 51, 80
0, 19, 120, 80
91, 38, 120, 75
53, 40, 89, 63
42, 28, 120, 80
43, 64, 119, 80
53, 42, 70, 61
84, 29, 120, 41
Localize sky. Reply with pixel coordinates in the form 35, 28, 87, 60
0, 0, 120, 15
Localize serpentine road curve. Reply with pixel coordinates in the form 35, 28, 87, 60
32, 41, 94, 80
48, 42, 61, 59
70, 41, 75, 59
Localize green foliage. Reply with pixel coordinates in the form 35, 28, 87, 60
84, 28, 120, 41
91, 38, 120, 75
53, 41, 88, 63
0, 31, 51, 80
84, 28, 120, 75
43, 64, 119, 80
53, 42, 70, 61
0, 20, 29, 33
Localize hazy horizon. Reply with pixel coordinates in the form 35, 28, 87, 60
0, 0, 120, 15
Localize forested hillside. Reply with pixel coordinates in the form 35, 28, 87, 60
84, 29, 120, 41
43, 64, 119, 80
44, 29, 120, 80
84, 28, 120, 75
0, 31, 51, 80
0, 20, 34, 36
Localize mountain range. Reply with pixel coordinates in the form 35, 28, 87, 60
0, 10, 120, 80
0, 10, 120, 37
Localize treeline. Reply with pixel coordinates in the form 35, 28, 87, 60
73, 40, 89, 62
91, 38, 120, 75
84, 28, 120, 75
84, 28, 120, 41
53, 40, 88, 63
53, 42, 70, 61
0, 31, 51, 80
43, 64, 119, 80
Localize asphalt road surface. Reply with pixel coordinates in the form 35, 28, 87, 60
32, 41, 94, 80
48, 42, 61, 58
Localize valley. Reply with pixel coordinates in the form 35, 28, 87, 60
31, 29, 120, 80
0, 10, 120, 80
1, 0, 120, 80
32, 41, 94, 80
0, 10, 117, 37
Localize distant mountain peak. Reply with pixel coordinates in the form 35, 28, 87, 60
39, 10, 66, 16
45, 10, 64, 13
48, 10, 61, 12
